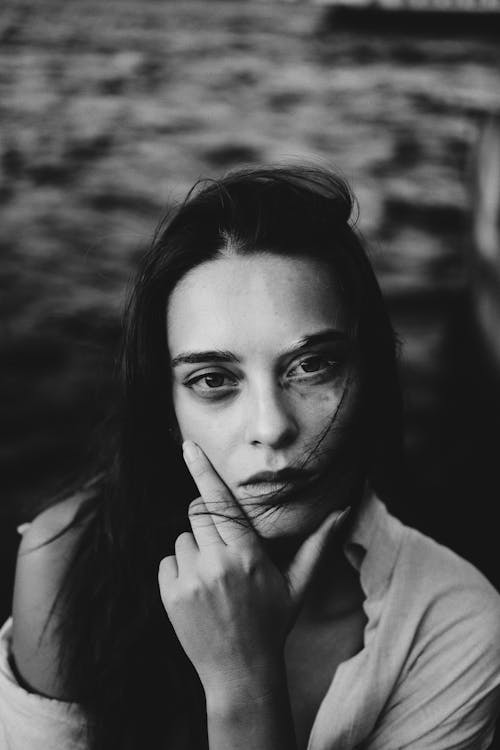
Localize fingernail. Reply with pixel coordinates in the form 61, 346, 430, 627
182, 440, 200, 463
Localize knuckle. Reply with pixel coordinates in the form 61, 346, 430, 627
158, 556, 172, 579
199, 552, 232, 583
207, 561, 230, 583
159, 555, 171, 570
188, 496, 203, 514
184, 578, 204, 599
188, 498, 208, 522
165, 585, 184, 607
191, 455, 209, 477
167, 576, 203, 605
240, 551, 262, 576
205, 488, 229, 510
158, 566, 177, 601
175, 531, 193, 551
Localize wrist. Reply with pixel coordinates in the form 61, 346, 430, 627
204, 659, 289, 714
205, 664, 297, 750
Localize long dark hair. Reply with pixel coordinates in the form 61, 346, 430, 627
42, 165, 403, 749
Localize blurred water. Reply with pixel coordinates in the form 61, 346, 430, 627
1, 0, 499, 597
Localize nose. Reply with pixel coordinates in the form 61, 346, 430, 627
244, 380, 299, 449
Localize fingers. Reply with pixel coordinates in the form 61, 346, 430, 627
174, 531, 198, 571
188, 496, 224, 548
183, 440, 257, 547
159, 532, 198, 592
286, 506, 351, 609
158, 555, 178, 589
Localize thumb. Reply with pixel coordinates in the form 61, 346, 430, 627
286, 506, 351, 609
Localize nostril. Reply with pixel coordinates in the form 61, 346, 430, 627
244, 384, 299, 448
248, 410, 298, 448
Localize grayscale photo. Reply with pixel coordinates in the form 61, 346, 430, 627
1, 1, 500, 748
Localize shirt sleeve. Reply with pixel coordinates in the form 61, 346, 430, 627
0, 617, 88, 750
362, 576, 500, 750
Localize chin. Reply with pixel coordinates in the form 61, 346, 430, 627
246, 503, 323, 541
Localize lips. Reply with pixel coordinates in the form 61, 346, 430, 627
239, 481, 292, 498
238, 469, 318, 500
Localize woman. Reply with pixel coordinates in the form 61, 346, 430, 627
1, 166, 500, 750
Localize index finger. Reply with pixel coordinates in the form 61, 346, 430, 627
183, 440, 257, 547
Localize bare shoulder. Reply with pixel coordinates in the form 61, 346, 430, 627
15, 489, 95, 589
21, 485, 94, 540
11, 489, 96, 699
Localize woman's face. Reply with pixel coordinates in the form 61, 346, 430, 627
167, 252, 362, 540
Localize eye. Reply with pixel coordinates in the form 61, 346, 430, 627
197, 373, 226, 388
185, 371, 238, 397
287, 355, 339, 381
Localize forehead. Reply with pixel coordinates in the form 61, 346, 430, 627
166, 253, 350, 355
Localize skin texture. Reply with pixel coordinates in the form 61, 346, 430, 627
159, 253, 365, 749
158, 442, 350, 750
167, 252, 362, 541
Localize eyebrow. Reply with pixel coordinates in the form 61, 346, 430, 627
170, 328, 349, 368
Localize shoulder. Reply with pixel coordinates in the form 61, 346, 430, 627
389, 520, 500, 663
19, 490, 92, 546
406, 530, 500, 677
370, 501, 500, 644
15, 489, 96, 591
369, 517, 500, 748
11, 489, 97, 699
398, 523, 500, 622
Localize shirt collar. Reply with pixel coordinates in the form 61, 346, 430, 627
343, 486, 404, 599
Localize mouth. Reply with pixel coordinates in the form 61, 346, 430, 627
238, 470, 320, 501
238, 480, 293, 499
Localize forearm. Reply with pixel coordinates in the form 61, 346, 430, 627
204, 664, 297, 750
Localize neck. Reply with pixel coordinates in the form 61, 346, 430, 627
264, 519, 365, 625
300, 539, 364, 623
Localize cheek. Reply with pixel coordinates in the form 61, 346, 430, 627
173, 394, 214, 443
297, 383, 359, 452
297, 387, 344, 429
172, 391, 235, 466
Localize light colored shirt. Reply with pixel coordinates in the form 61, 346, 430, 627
310, 493, 500, 749
0, 621, 85, 749
1, 493, 500, 749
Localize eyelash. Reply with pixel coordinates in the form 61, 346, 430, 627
184, 355, 341, 398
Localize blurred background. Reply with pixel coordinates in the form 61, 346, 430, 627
1, 0, 500, 619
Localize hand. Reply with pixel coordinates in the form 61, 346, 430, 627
158, 441, 349, 700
